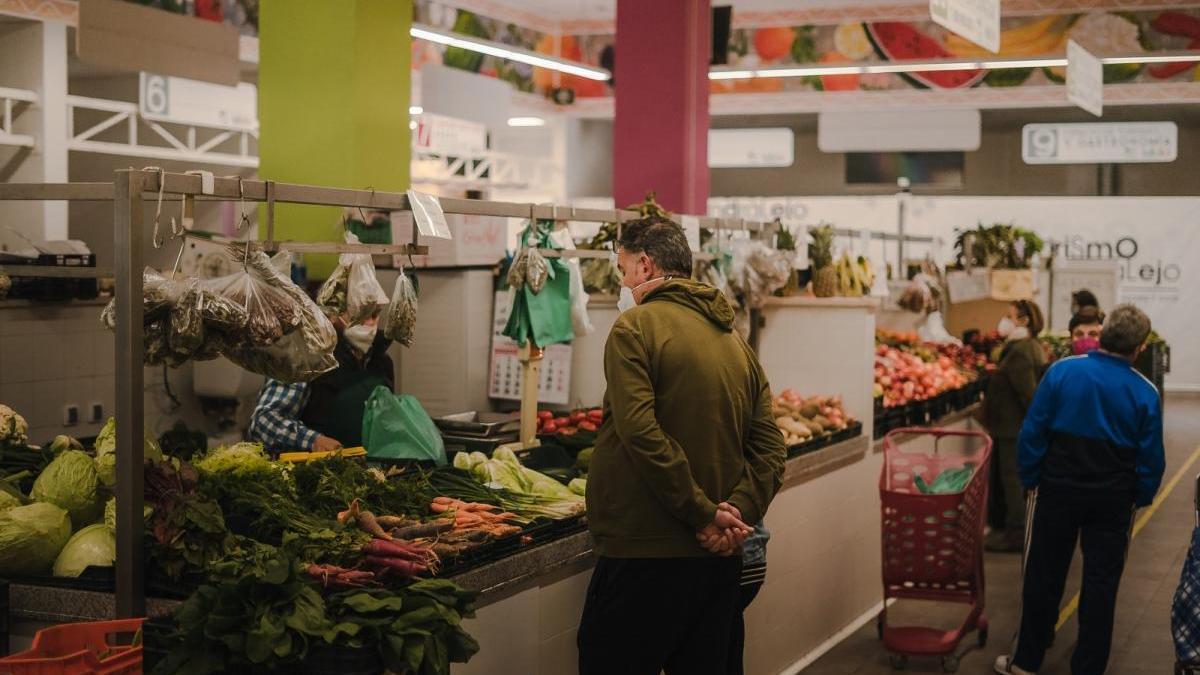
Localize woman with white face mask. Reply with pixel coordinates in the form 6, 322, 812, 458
248, 309, 394, 455
983, 299, 1047, 552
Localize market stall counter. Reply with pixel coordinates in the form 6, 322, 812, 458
6, 432, 871, 673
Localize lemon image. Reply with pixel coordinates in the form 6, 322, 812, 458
834, 23, 873, 60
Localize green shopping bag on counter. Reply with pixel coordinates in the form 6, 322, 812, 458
361, 386, 447, 465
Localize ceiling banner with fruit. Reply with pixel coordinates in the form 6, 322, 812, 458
711, 11, 1200, 93
416, 3, 1200, 108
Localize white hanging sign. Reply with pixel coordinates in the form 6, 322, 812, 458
1067, 40, 1104, 117
412, 113, 488, 157
139, 72, 257, 130
680, 215, 701, 251
929, 0, 1000, 53
406, 190, 452, 240
1022, 122, 1177, 164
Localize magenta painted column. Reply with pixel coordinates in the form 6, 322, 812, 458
613, 0, 711, 214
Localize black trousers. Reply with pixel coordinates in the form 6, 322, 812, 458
1012, 489, 1134, 675
728, 578, 764, 675
578, 555, 743, 675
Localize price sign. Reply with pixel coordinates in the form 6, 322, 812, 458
930, 0, 1000, 53
406, 190, 452, 240
1022, 122, 1177, 164
1067, 40, 1104, 117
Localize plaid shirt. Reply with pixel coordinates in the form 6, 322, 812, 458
247, 379, 320, 453
1173, 527, 1200, 664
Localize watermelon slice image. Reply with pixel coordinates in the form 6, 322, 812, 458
865, 22, 986, 89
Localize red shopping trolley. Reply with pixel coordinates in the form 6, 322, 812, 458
876, 427, 992, 672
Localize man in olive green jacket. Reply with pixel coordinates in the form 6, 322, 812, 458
577, 215, 787, 675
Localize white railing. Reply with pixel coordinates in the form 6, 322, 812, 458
411, 149, 562, 191
0, 86, 38, 148
66, 94, 259, 168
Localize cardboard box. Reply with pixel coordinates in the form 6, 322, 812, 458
990, 269, 1036, 301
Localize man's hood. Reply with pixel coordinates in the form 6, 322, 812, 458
641, 279, 735, 332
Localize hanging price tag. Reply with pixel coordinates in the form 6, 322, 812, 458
929, 0, 1000, 53
406, 190, 453, 240
680, 215, 701, 251
1067, 40, 1104, 117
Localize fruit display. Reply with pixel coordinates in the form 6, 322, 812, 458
772, 389, 855, 447
536, 408, 603, 436
809, 224, 837, 298
874, 343, 971, 408
834, 252, 875, 297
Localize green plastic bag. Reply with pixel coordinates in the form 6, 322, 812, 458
502, 220, 574, 348
914, 465, 975, 494
360, 386, 447, 465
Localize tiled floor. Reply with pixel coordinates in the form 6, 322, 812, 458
800, 394, 1200, 675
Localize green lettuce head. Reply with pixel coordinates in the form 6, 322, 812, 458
0, 502, 72, 575
31, 449, 102, 528
53, 523, 117, 578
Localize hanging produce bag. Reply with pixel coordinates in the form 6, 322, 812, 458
548, 227, 594, 338
502, 220, 575, 348
360, 386, 447, 465
203, 246, 303, 347
316, 231, 389, 324
381, 268, 418, 346
209, 248, 338, 383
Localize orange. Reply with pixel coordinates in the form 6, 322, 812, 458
818, 52, 860, 91
754, 26, 795, 62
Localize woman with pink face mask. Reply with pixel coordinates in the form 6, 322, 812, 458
1069, 307, 1105, 356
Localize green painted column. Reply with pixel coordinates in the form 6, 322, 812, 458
259, 0, 411, 278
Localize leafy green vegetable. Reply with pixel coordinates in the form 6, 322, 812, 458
568, 478, 586, 496
0, 490, 20, 512
145, 461, 230, 581
0, 501, 71, 576
194, 442, 275, 477
53, 522, 117, 577
290, 456, 431, 522
31, 449, 102, 528
94, 416, 163, 486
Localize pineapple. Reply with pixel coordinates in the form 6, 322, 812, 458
809, 224, 837, 297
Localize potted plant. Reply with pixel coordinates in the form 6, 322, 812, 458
809, 224, 837, 297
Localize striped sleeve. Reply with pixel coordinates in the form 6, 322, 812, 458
247, 379, 319, 453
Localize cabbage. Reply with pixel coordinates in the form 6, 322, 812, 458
195, 442, 275, 476
104, 497, 115, 529
103, 497, 152, 531
94, 417, 164, 486
568, 478, 586, 496
0, 502, 71, 575
0, 491, 20, 512
53, 523, 116, 577
31, 450, 102, 528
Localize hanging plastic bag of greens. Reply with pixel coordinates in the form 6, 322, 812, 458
316, 231, 388, 324
203, 246, 303, 347
549, 227, 594, 337
360, 386, 447, 465
222, 250, 339, 383
381, 267, 418, 346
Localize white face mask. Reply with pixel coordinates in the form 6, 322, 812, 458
616, 276, 671, 313
996, 316, 1016, 337
344, 323, 377, 354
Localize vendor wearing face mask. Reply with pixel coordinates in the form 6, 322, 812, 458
984, 299, 1047, 552
248, 310, 394, 454
1068, 306, 1105, 355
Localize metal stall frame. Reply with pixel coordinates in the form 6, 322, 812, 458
0, 170, 774, 618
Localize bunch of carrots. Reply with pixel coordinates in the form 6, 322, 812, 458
430, 496, 522, 538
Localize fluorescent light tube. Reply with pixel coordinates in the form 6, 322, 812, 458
507, 116, 546, 127
411, 24, 611, 81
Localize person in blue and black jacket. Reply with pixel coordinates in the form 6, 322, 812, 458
994, 304, 1166, 675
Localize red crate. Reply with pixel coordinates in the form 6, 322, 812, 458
0, 618, 143, 675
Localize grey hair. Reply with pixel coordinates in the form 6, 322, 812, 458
1099, 303, 1151, 356
617, 215, 693, 277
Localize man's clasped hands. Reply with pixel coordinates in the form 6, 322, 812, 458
695, 502, 753, 556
